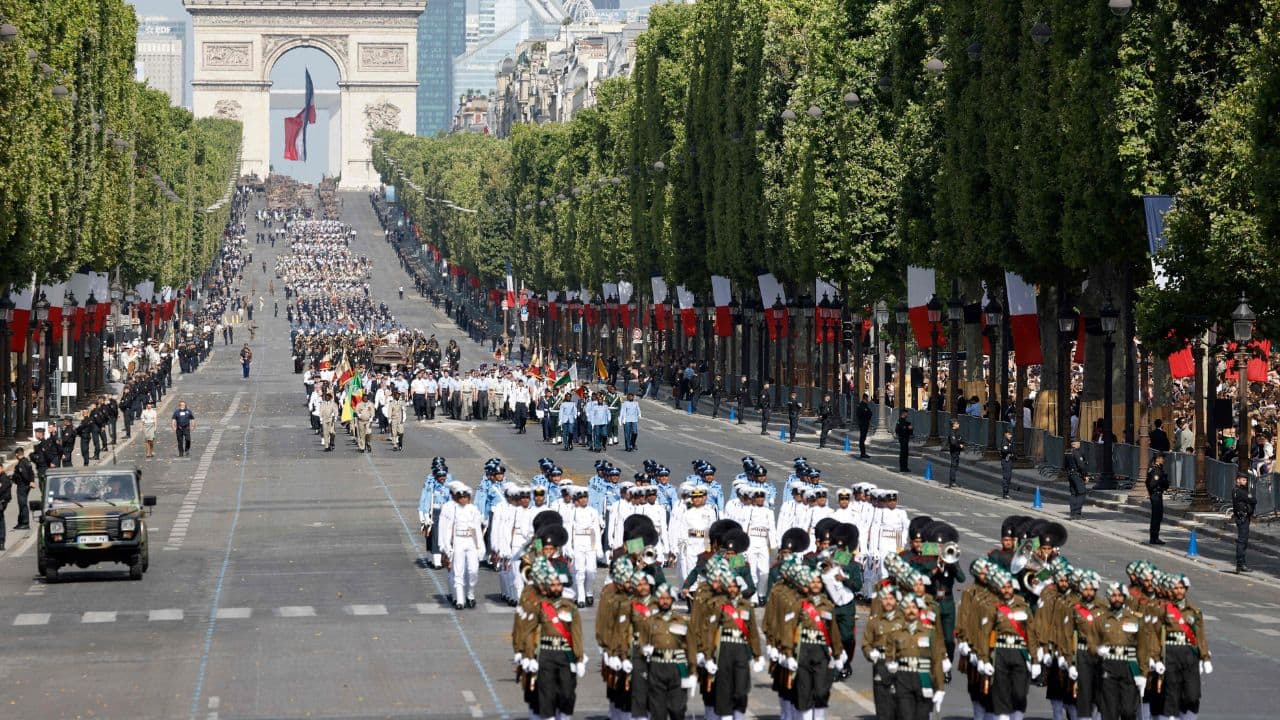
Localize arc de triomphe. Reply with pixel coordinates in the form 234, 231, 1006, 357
185, 0, 424, 188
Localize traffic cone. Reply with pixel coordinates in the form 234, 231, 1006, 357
1186, 529, 1199, 558
687, 401, 694, 415
729, 407, 736, 422
1032, 487, 1043, 509
779, 427, 787, 441
924, 462, 933, 481
843, 436, 851, 452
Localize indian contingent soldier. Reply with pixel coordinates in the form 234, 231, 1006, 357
639, 583, 698, 720
1096, 582, 1151, 720
886, 593, 947, 720
825, 523, 863, 680
863, 585, 906, 718
1031, 561, 1075, 720
514, 556, 586, 720
1067, 570, 1106, 720
974, 567, 1037, 720
777, 563, 845, 720
701, 570, 766, 720
1151, 573, 1211, 720
955, 559, 995, 720
355, 398, 375, 453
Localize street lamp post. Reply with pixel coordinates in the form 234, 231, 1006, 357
1057, 297, 1078, 458
926, 294, 943, 444
1095, 297, 1121, 489
1231, 293, 1255, 474
947, 284, 963, 421
58, 291, 74, 417
873, 301, 891, 439
0, 289, 13, 438
772, 295, 785, 406
1190, 327, 1216, 511
894, 301, 909, 413
32, 291, 49, 420
984, 296, 1004, 454
84, 290, 98, 395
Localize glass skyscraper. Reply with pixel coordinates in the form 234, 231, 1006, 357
417, 0, 469, 135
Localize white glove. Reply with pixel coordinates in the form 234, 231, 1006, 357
837, 651, 848, 670
957, 641, 971, 657
969, 651, 978, 666
527, 659, 539, 673
1135, 675, 1148, 694
641, 644, 654, 658
979, 661, 994, 677
942, 658, 952, 674
1154, 661, 1166, 675
1201, 660, 1213, 675
704, 660, 718, 676
621, 660, 633, 673
1036, 647, 1047, 664
680, 675, 696, 690
784, 656, 798, 672
1030, 663, 1042, 680
868, 649, 883, 662
751, 657, 767, 673
886, 661, 899, 673
513, 652, 523, 666
1068, 665, 1079, 681
932, 691, 945, 713
607, 655, 622, 671
767, 645, 780, 662
696, 652, 706, 667
1058, 654, 1069, 669
575, 662, 587, 679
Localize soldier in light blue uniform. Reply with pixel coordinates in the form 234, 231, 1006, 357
587, 459, 610, 516
783, 456, 812, 498
419, 457, 454, 568
528, 457, 555, 496
653, 466, 678, 512
737, 456, 778, 510
691, 460, 724, 511
475, 457, 503, 522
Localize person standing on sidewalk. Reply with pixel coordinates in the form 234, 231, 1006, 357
999, 429, 1015, 498
710, 373, 724, 418
240, 343, 253, 379
1232, 473, 1256, 572
1146, 452, 1169, 545
895, 410, 913, 472
0, 464, 10, 551
757, 381, 772, 435
946, 419, 965, 487
172, 400, 195, 458
736, 375, 750, 425
13, 447, 35, 530
785, 390, 802, 443
855, 393, 873, 458
1065, 439, 1088, 519
817, 393, 835, 449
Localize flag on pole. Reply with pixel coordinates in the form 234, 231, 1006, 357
284, 69, 316, 161
1004, 272, 1043, 366
7, 280, 35, 353
505, 260, 516, 308
711, 275, 733, 337
676, 285, 696, 337
906, 266, 936, 349
757, 273, 788, 341
651, 275, 671, 331
595, 354, 609, 382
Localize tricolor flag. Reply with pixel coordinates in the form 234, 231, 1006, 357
617, 280, 634, 328
711, 275, 733, 337
906, 266, 936, 349
757, 273, 789, 341
505, 260, 516, 308
676, 286, 697, 337
69, 272, 92, 341
1004, 272, 1043, 366
283, 69, 317, 162
651, 275, 671, 331
7, 280, 35, 353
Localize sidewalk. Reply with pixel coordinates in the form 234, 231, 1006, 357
669, 392, 1280, 560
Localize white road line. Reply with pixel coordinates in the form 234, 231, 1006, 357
150, 609, 185, 621
484, 602, 511, 614
1257, 628, 1280, 637
461, 691, 477, 703
276, 605, 316, 617
82, 611, 117, 623
215, 607, 252, 619
14, 613, 50, 626
347, 604, 388, 616
166, 420, 232, 551
1233, 613, 1280, 624
416, 603, 450, 615
832, 681, 877, 713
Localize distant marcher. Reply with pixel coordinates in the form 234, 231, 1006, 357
1146, 452, 1170, 545
172, 400, 195, 458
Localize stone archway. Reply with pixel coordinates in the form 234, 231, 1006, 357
185, 0, 423, 188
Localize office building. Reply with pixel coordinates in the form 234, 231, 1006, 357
417, 0, 469, 135
135, 17, 186, 107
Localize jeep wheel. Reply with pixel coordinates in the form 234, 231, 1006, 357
36, 544, 47, 576
128, 556, 144, 581
141, 546, 149, 572
43, 564, 59, 583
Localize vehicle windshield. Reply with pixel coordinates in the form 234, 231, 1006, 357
46, 475, 138, 505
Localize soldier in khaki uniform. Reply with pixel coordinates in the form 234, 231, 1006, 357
955, 559, 995, 720
638, 583, 697, 720
354, 399, 374, 452
513, 555, 586, 719
702, 570, 765, 720
318, 394, 339, 451
862, 586, 906, 719
690, 556, 732, 714
386, 391, 407, 450
1151, 573, 1211, 720
974, 567, 1037, 720
1066, 569, 1106, 720
1095, 582, 1151, 720
623, 573, 658, 719
1031, 561, 1074, 720
885, 593, 947, 719
776, 564, 845, 719
597, 555, 634, 718
764, 555, 803, 720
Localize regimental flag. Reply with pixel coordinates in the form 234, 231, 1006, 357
553, 369, 571, 388
284, 69, 317, 162
530, 346, 541, 371
341, 394, 354, 423
595, 354, 609, 382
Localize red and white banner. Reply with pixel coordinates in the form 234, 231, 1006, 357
651, 275, 671, 332
1003, 272, 1043, 366
618, 281, 634, 329
7, 282, 35, 353
1168, 342, 1194, 379
505, 267, 516, 308
757, 273, 789, 341
907, 266, 936, 349
1225, 340, 1271, 383
547, 289, 560, 321
711, 275, 733, 337
69, 272, 92, 341
815, 278, 839, 344
602, 282, 619, 326
676, 286, 696, 337
39, 281, 68, 331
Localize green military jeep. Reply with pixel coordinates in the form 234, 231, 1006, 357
30, 467, 157, 582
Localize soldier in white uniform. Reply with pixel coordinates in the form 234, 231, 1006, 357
831, 487, 856, 524
489, 485, 518, 601
439, 483, 484, 609
863, 489, 909, 596
565, 487, 603, 606
739, 487, 777, 602
668, 486, 718, 584
637, 485, 670, 558
801, 485, 834, 537
606, 483, 642, 551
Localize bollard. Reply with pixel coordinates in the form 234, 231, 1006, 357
1032, 487, 1043, 509
844, 436, 851, 453
729, 407, 736, 422
1186, 529, 1199, 558
779, 427, 787, 441
924, 462, 933, 481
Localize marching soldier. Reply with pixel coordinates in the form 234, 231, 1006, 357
1151, 574, 1210, 720
777, 563, 845, 719
638, 583, 697, 720
1031, 561, 1074, 720
597, 557, 634, 719
862, 585, 905, 718
886, 593, 947, 719
354, 399, 374, 452
702, 568, 765, 720
514, 556, 586, 720
386, 391, 407, 450
1067, 570, 1105, 720
974, 567, 1037, 720
1096, 582, 1150, 720
318, 394, 339, 451
439, 482, 483, 609
955, 559, 995, 720
987, 516, 1022, 571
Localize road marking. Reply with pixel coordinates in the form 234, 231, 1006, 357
215, 607, 252, 620
484, 602, 511, 614
1234, 613, 1280, 624
14, 613, 50, 626
276, 605, 316, 617
347, 604, 388, 616
150, 609, 184, 621
166, 416, 233, 552
207, 693, 220, 720
832, 681, 877, 713
24, 580, 46, 596
82, 611, 117, 623
1256, 628, 1280, 637
416, 603, 451, 615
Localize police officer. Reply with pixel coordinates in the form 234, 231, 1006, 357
785, 390, 802, 443
946, 419, 965, 487
895, 410, 913, 472
1065, 439, 1088, 519
999, 429, 1016, 498
856, 393, 874, 458
736, 375, 750, 425
757, 381, 773, 435
1232, 472, 1255, 572
817, 393, 835, 449
1146, 452, 1170, 545
12, 447, 35, 531
710, 374, 724, 419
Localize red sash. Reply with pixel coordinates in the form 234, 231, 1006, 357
996, 604, 1027, 643
541, 601, 575, 652
801, 601, 833, 648
1073, 604, 1094, 623
1165, 603, 1197, 646
632, 602, 652, 619
722, 603, 751, 638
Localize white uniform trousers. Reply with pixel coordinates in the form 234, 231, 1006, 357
744, 543, 769, 596
678, 538, 708, 587
450, 545, 480, 602
572, 547, 596, 601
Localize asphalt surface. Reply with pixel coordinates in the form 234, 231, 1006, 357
0, 191, 1275, 720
